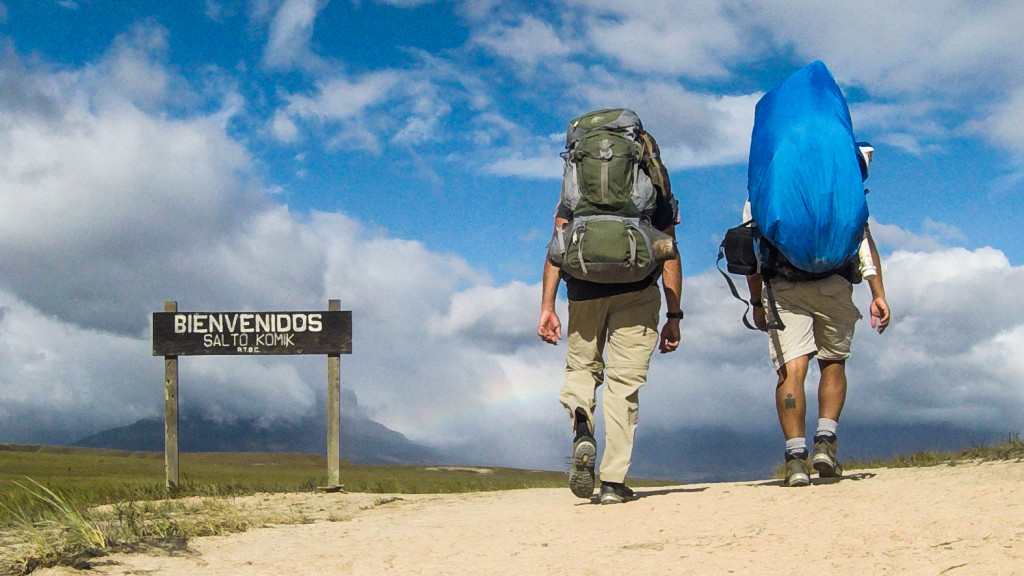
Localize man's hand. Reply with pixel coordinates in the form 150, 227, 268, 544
537, 308, 562, 345
870, 296, 890, 334
659, 319, 680, 354
752, 305, 768, 332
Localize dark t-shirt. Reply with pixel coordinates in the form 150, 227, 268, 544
558, 191, 678, 302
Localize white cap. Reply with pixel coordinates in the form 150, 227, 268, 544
857, 142, 874, 179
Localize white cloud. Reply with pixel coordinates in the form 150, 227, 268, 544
0, 293, 157, 442
285, 72, 400, 121
263, 0, 327, 71
274, 71, 399, 151
271, 110, 300, 142
273, 69, 456, 153
868, 217, 964, 253
972, 86, 1024, 152
664, 93, 760, 168
848, 100, 949, 156
88, 23, 189, 111
429, 281, 539, 351
571, 0, 746, 79
472, 115, 564, 179
922, 218, 967, 242
485, 152, 563, 180
470, 15, 571, 68
0, 54, 268, 334
749, 2, 1024, 96
204, 1, 229, 21
848, 247, 1024, 428
0, 106, 249, 246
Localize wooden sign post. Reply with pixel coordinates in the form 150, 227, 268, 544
153, 300, 352, 490
162, 301, 180, 489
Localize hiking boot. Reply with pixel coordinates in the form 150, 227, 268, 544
599, 482, 635, 504
569, 435, 596, 498
812, 436, 843, 478
784, 457, 810, 487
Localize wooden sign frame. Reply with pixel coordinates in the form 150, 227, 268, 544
153, 300, 352, 490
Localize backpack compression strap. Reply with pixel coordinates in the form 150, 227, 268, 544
715, 248, 787, 332
715, 247, 758, 331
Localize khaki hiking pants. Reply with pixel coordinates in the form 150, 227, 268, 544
558, 284, 660, 484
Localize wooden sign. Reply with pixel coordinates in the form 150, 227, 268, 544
155, 301, 350, 490
153, 310, 352, 356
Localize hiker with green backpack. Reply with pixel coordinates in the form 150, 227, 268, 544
538, 108, 682, 504
738, 62, 891, 487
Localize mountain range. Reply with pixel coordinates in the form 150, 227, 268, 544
73, 388, 1008, 483
630, 421, 1009, 483
73, 388, 444, 466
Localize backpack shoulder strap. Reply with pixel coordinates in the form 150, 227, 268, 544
637, 130, 671, 199
762, 279, 786, 331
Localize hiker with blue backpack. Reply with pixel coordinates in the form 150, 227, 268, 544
538, 109, 682, 504
736, 62, 891, 487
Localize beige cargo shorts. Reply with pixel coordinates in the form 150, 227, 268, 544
765, 275, 862, 369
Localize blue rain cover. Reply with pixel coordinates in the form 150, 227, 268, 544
747, 60, 868, 273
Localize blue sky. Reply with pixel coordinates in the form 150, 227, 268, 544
2, 1, 1024, 472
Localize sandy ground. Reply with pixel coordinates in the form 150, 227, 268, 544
34, 460, 1024, 576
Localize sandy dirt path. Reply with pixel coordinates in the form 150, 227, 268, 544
35, 460, 1024, 575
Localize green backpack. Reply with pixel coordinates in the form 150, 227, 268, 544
547, 109, 676, 283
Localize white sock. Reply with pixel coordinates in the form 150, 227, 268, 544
816, 418, 838, 439
785, 437, 807, 457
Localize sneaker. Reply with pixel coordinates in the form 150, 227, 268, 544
812, 436, 843, 478
784, 457, 810, 487
599, 482, 635, 504
569, 435, 596, 498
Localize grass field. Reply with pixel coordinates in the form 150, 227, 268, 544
845, 432, 1024, 469
0, 444, 576, 505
